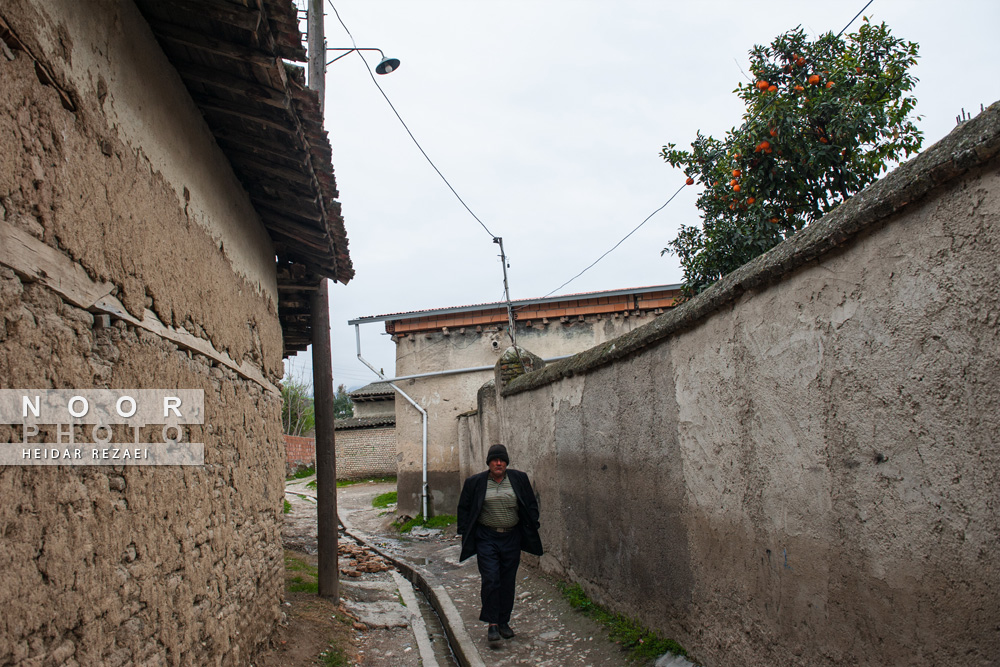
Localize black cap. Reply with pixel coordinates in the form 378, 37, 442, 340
486, 444, 510, 466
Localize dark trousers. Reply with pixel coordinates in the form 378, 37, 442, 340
475, 524, 522, 624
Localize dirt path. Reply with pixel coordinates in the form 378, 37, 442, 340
254, 479, 426, 667
261, 478, 693, 667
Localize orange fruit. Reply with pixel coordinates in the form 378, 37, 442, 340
756, 80, 769, 91
856, 66, 862, 73
686, 177, 694, 185
795, 56, 805, 66
825, 81, 834, 89
747, 197, 756, 204
786, 208, 794, 215
732, 169, 742, 178
819, 137, 828, 144
808, 74, 820, 85
770, 217, 780, 223
730, 179, 738, 187
733, 184, 741, 192
794, 85, 805, 92
767, 85, 777, 93
769, 128, 778, 137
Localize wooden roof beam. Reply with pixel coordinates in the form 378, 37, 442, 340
150, 21, 275, 66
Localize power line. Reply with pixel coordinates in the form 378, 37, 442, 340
531, 0, 876, 302
837, 0, 874, 38
323, 0, 877, 310
539, 183, 687, 299
326, 0, 496, 240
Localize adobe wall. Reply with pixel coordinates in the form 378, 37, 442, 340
469, 106, 1000, 666
0, 1, 285, 664
394, 311, 653, 516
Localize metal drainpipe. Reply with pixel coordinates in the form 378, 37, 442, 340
352, 324, 574, 517
355, 325, 430, 518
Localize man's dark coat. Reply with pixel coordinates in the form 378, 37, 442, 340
456, 468, 543, 562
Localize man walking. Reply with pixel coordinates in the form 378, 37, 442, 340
457, 444, 543, 643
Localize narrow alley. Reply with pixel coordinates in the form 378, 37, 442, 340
277, 476, 695, 667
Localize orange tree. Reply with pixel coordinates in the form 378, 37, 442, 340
662, 20, 921, 294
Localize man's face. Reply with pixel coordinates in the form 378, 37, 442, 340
488, 458, 507, 477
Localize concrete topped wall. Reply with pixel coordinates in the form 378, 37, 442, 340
465, 105, 1000, 665
394, 314, 656, 515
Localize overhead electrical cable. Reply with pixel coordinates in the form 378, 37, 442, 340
535, 0, 879, 300
538, 183, 687, 299
327, 0, 496, 240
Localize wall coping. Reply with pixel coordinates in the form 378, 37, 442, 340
505, 101, 1000, 397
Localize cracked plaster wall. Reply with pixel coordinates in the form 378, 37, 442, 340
466, 115, 1000, 666
0, 1, 286, 664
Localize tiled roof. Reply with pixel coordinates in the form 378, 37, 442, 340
132, 0, 353, 357
348, 284, 682, 324
349, 382, 394, 398
334, 416, 395, 430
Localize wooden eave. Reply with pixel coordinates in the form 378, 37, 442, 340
133, 0, 354, 357
383, 288, 685, 336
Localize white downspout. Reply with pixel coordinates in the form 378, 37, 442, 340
353, 324, 573, 518
355, 325, 430, 518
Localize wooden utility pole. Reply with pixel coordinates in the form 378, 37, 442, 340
307, 0, 338, 601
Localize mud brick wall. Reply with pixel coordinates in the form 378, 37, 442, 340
0, 1, 286, 664
335, 426, 397, 480
465, 106, 1000, 666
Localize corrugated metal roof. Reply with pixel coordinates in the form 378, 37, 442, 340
347, 284, 683, 325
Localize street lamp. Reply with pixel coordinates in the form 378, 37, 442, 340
326, 47, 400, 74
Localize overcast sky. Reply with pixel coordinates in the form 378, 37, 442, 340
284, 0, 1000, 390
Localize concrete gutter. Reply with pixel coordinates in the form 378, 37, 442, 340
343, 525, 486, 667
287, 481, 485, 665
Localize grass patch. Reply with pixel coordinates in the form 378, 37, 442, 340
372, 491, 397, 508
287, 466, 315, 480
285, 553, 319, 594
306, 479, 317, 490
283, 498, 292, 514
319, 645, 349, 666
287, 576, 318, 594
558, 581, 686, 661
395, 514, 457, 533
339, 475, 396, 487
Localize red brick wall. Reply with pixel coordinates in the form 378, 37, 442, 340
284, 434, 315, 475
284, 428, 396, 479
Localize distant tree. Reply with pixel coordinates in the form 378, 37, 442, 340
333, 384, 354, 420
662, 20, 922, 295
281, 373, 314, 436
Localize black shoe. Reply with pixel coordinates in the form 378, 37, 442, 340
498, 623, 515, 639
487, 625, 501, 642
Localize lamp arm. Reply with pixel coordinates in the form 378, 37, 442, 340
325, 47, 386, 66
